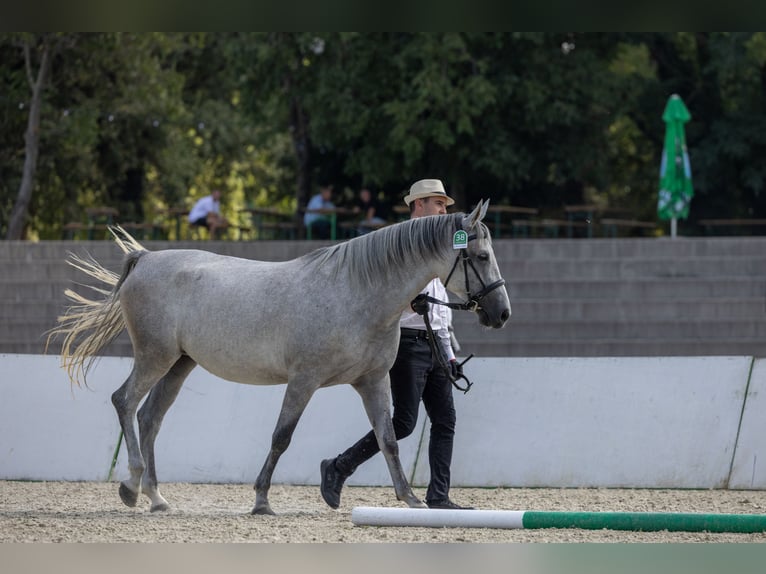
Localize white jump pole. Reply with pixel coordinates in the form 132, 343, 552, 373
352, 507, 525, 529
351, 507, 766, 533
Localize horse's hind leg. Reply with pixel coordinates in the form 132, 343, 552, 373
137, 355, 197, 512
111, 359, 177, 509
252, 380, 315, 515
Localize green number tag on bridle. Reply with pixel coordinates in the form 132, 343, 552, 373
452, 230, 468, 250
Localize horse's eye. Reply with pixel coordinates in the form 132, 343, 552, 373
478, 253, 490, 262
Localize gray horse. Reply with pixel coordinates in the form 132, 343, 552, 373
50, 200, 510, 515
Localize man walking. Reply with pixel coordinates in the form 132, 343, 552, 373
320, 179, 473, 510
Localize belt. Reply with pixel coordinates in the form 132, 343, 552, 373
400, 327, 429, 340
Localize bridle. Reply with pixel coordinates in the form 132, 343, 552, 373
442, 233, 506, 312
420, 221, 506, 313
411, 220, 506, 393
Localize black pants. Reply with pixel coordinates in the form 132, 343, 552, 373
335, 329, 456, 503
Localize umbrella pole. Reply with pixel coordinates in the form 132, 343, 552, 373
671, 217, 677, 238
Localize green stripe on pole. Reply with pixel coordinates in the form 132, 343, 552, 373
352, 508, 766, 533
522, 511, 766, 533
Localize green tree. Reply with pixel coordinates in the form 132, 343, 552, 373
7, 33, 766, 240
283, 33, 627, 210
5, 34, 58, 239
1, 33, 263, 239
308, 33, 498, 207
627, 33, 766, 223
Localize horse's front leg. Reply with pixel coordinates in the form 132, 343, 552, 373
252, 381, 314, 515
358, 376, 427, 509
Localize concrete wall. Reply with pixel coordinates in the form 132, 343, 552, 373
2, 353, 764, 489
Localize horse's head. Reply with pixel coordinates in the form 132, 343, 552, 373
442, 200, 511, 329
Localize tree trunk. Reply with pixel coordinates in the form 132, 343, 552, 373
6, 38, 52, 240
290, 96, 311, 237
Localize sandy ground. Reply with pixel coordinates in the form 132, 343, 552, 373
3, 480, 766, 542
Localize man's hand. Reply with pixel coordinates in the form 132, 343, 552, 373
449, 359, 463, 380
410, 294, 430, 316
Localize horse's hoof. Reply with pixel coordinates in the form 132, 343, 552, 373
150, 502, 170, 512
118, 482, 139, 507
405, 497, 428, 509
251, 504, 276, 516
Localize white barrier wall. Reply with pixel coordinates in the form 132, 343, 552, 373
0, 354, 425, 485
441, 357, 752, 489
1, 353, 763, 489
729, 358, 766, 488
0, 354, 125, 481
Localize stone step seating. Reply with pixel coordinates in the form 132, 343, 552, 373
509, 277, 765, 299
2, 236, 766, 358
8, 296, 753, 324
452, 237, 766, 357
0, 239, 331, 357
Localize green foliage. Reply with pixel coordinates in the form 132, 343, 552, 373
5, 32, 766, 239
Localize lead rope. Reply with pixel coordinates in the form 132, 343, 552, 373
406, 225, 505, 393
411, 294, 474, 393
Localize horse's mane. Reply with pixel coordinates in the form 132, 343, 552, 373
304, 213, 465, 289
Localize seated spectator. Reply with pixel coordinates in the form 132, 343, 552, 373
355, 187, 389, 235
188, 189, 229, 239
304, 183, 335, 239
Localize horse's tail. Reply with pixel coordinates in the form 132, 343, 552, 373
47, 225, 148, 387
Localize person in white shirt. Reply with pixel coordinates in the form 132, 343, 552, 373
320, 178, 473, 510
188, 189, 229, 239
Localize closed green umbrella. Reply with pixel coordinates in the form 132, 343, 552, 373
657, 94, 693, 238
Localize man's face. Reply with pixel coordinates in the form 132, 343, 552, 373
413, 196, 448, 218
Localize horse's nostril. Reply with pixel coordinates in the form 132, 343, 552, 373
501, 309, 510, 322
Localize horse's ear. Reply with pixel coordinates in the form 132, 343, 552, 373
463, 199, 490, 230
479, 199, 490, 221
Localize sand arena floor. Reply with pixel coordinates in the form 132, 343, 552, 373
3, 480, 766, 542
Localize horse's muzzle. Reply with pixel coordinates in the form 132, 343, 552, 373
477, 305, 511, 329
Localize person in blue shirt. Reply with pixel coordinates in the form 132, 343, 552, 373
304, 183, 335, 239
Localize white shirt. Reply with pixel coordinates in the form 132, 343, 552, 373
188, 195, 220, 222
400, 277, 456, 361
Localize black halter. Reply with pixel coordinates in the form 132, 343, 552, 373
421, 223, 506, 313
442, 234, 506, 312
410, 222, 506, 393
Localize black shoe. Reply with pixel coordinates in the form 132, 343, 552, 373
427, 499, 475, 510
320, 458, 347, 509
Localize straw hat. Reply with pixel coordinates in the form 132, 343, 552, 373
403, 179, 455, 206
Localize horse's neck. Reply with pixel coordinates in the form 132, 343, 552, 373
361, 253, 447, 328
329, 216, 455, 326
